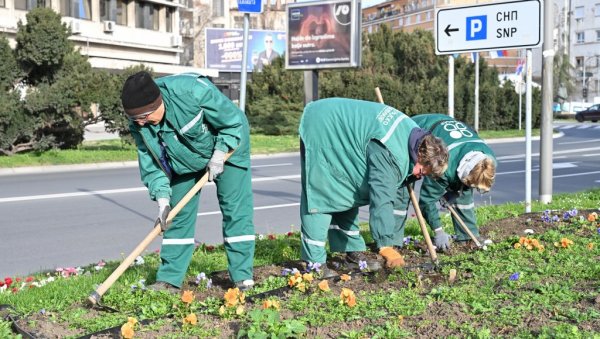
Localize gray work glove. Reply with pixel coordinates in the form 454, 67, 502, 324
207, 149, 226, 182
157, 198, 171, 231
433, 227, 451, 252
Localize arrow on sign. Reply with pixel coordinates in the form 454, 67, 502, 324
444, 24, 459, 37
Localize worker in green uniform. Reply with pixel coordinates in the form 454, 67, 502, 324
393, 114, 496, 252
299, 98, 449, 271
120, 71, 255, 292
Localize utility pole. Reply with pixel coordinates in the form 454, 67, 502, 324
539, 0, 554, 204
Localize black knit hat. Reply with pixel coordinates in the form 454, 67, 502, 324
121, 71, 162, 116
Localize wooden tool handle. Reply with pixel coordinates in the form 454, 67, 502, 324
407, 184, 438, 263
88, 150, 233, 305
445, 202, 482, 248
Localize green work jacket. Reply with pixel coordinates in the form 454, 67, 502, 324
130, 73, 250, 201
412, 113, 496, 228
300, 98, 417, 214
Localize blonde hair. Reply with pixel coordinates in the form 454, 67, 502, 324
418, 134, 448, 178
462, 158, 496, 192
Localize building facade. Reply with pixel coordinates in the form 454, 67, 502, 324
570, 0, 600, 102
0, 0, 216, 76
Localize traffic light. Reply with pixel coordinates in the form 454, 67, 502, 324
583, 87, 588, 98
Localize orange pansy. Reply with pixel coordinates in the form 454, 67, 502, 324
340, 274, 351, 281
318, 280, 330, 292
121, 323, 135, 339
181, 290, 194, 304
183, 313, 197, 325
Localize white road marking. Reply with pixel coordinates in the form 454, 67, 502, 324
551, 162, 577, 169
554, 170, 600, 179
252, 163, 293, 168
583, 153, 600, 157
496, 146, 600, 160
558, 125, 576, 129
0, 174, 301, 203
197, 203, 300, 216
559, 139, 600, 145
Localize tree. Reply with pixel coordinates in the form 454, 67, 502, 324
0, 8, 101, 155
99, 64, 154, 142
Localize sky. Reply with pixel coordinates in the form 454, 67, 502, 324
362, 0, 387, 8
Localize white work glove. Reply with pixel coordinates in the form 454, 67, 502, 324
433, 228, 451, 252
157, 198, 171, 231
207, 149, 226, 182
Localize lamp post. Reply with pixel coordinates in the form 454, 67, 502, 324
582, 55, 599, 102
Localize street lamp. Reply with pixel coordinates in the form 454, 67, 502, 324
582, 55, 599, 102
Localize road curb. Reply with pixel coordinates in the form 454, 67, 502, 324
0, 133, 564, 176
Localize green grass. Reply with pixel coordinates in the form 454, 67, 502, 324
0, 189, 599, 337
0, 135, 301, 168
0, 128, 543, 168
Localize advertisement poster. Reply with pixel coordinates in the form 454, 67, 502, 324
205, 28, 286, 72
286, 0, 360, 70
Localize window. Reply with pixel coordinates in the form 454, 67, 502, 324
416, 13, 420, 23
135, 2, 159, 30
368, 25, 372, 34
212, 0, 223, 17
100, 0, 127, 24
596, 4, 600, 16
574, 6, 584, 19
426, 11, 431, 21
575, 56, 583, 69
166, 7, 173, 33
15, 0, 46, 10
398, 17, 403, 26
576, 31, 585, 43
405, 15, 411, 25
60, 0, 92, 19
0, 0, 5, 8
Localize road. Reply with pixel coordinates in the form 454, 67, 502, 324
1, 122, 599, 277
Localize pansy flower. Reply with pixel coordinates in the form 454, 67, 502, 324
340, 288, 356, 307
181, 290, 194, 304
183, 313, 197, 325
318, 280, 330, 292
509, 272, 520, 281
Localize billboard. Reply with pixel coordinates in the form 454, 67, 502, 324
286, 0, 361, 70
205, 28, 286, 72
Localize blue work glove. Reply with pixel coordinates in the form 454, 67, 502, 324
433, 227, 451, 252
207, 149, 226, 182
157, 198, 171, 231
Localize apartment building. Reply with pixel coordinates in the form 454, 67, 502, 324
570, 1, 600, 101
0, 0, 216, 76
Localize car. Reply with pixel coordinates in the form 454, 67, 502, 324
575, 104, 600, 122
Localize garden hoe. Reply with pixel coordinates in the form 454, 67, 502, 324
374, 87, 439, 268
87, 150, 234, 307
440, 197, 488, 250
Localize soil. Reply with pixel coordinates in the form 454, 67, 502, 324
8, 209, 600, 338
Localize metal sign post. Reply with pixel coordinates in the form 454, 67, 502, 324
237, 0, 263, 112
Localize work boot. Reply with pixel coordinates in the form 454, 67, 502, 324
235, 279, 255, 292
345, 251, 382, 271
148, 281, 180, 294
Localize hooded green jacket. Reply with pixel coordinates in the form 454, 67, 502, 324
130, 73, 250, 201
412, 113, 496, 229
300, 98, 418, 214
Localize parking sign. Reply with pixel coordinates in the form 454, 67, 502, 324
435, 0, 542, 55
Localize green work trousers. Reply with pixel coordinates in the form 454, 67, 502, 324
300, 190, 367, 265
156, 163, 255, 287
395, 187, 479, 243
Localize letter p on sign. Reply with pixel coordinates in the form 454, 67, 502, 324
466, 15, 487, 41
